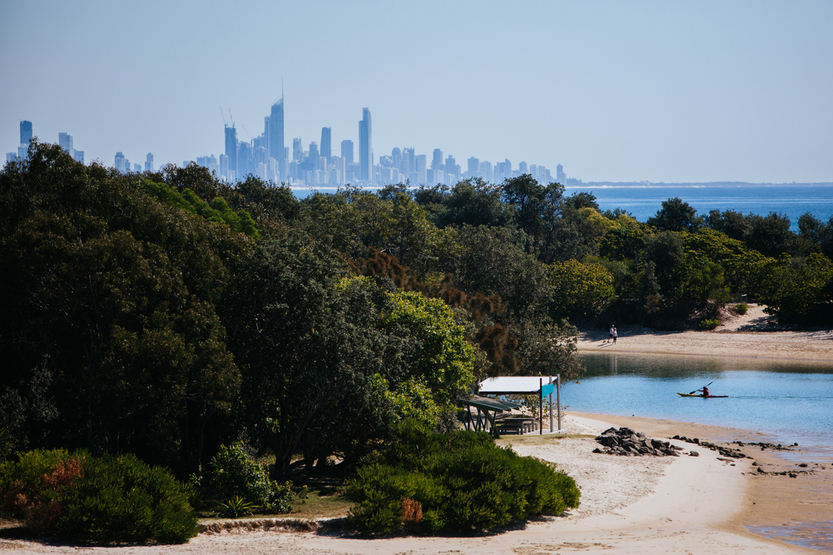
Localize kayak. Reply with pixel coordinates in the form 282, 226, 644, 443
677, 392, 728, 398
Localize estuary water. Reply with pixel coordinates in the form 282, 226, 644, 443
568, 352, 833, 456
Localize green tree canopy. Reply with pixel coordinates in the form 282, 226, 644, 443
647, 197, 703, 232
0, 143, 243, 472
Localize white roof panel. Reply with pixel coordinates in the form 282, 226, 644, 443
479, 376, 557, 394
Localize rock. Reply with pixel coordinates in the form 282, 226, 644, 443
689, 450, 699, 457
594, 427, 678, 457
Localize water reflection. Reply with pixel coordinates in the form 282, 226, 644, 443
569, 352, 833, 449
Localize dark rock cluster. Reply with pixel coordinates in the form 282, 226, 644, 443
593, 427, 683, 457
672, 435, 748, 459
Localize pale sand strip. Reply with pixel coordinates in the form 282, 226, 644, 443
3, 413, 817, 554
579, 304, 833, 362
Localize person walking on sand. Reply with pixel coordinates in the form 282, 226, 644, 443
605, 325, 615, 344
613, 326, 618, 343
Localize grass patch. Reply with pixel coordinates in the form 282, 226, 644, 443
288, 489, 353, 519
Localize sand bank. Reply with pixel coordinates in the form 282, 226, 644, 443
3, 412, 826, 554
578, 304, 833, 362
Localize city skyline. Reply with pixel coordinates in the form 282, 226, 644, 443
2, 2, 832, 184
7, 101, 561, 188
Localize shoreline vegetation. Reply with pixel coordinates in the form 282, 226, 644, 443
3, 145, 833, 553
4, 409, 829, 553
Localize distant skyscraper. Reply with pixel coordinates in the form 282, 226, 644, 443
467, 157, 479, 177
415, 154, 427, 184
557, 164, 566, 183
58, 133, 73, 154
224, 125, 238, 178
359, 108, 372, 182
519, 161, 528, 175
480, 161, 493, 183
293, 138, 303, 162
308, 141, 319, 166
445, 155, 458, 180
320, 127, 331, 161
432, 149, 443, 170
115, 152, 126, 173
269, 97, 286, 180
341, 140, 354, 164
145, 153, 154, 172
20, 121, 32, 145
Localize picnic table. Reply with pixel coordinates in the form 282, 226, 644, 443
494, 416, 537, 435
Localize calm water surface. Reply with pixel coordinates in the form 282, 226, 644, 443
569, 352, 833, 455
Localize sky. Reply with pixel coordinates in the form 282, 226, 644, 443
2, 0, 832, 184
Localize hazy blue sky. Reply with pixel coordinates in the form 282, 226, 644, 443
2, 1, 831, 183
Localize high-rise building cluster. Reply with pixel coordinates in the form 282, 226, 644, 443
6, 121, 85, 165
203, 96, 558, 187
6, 98, 564, 188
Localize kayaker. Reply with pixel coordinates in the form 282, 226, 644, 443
701, 386, 710, 397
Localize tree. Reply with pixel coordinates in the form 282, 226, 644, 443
381, 290, 476, 406
643, 231, 686, 298
299, 187, 454, 278
758, 253, 833, 324
226, 231, 477, 475
548, 260, 617, 322
647, 197, 703, 232
502, 174, 547, 238
564, 191, 599, 211
745, 212, 796, 258
235, 175, 300, 222
452, 225, 550, 320
0, 143, 242, 472
513, 320, 583, 382
706, 209, 752, 241
437, 178, 509, 228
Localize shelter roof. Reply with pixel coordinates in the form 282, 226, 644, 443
459, 395, 520, 412
478, 376, 557, 395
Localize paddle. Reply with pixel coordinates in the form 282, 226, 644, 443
689, 381, 713, 395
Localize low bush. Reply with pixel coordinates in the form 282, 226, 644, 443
735, 303, 748, 315
345, 420, 580, 536
0, 449, 84, 532
699, 318, 720, 330
57, 454, 197, 544
208, 442, 293, 514
0, 450, 197, 544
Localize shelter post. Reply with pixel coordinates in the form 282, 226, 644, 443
556, 374, 562, 432
549, 376, 554, 432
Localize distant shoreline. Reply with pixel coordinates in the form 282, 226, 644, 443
567, 181, 833, 188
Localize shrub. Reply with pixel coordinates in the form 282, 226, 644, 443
216, 495, 257, 518
735, 303, 748, 315
345, 420, 580, 536
208, 442, 293, 514
0, 449, 84, 532
57, 454, 197, 544
699, 318, 720, 330
0, 450, 197, 544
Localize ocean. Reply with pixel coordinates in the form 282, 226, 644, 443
573, 183, 833, 230
290, 183, 833, 230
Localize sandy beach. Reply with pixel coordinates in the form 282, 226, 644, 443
578, 304, 833, 362
2, 310, 831, 554
3, 410, 828, 554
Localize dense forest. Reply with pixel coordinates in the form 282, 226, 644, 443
2, 141, 832, 481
